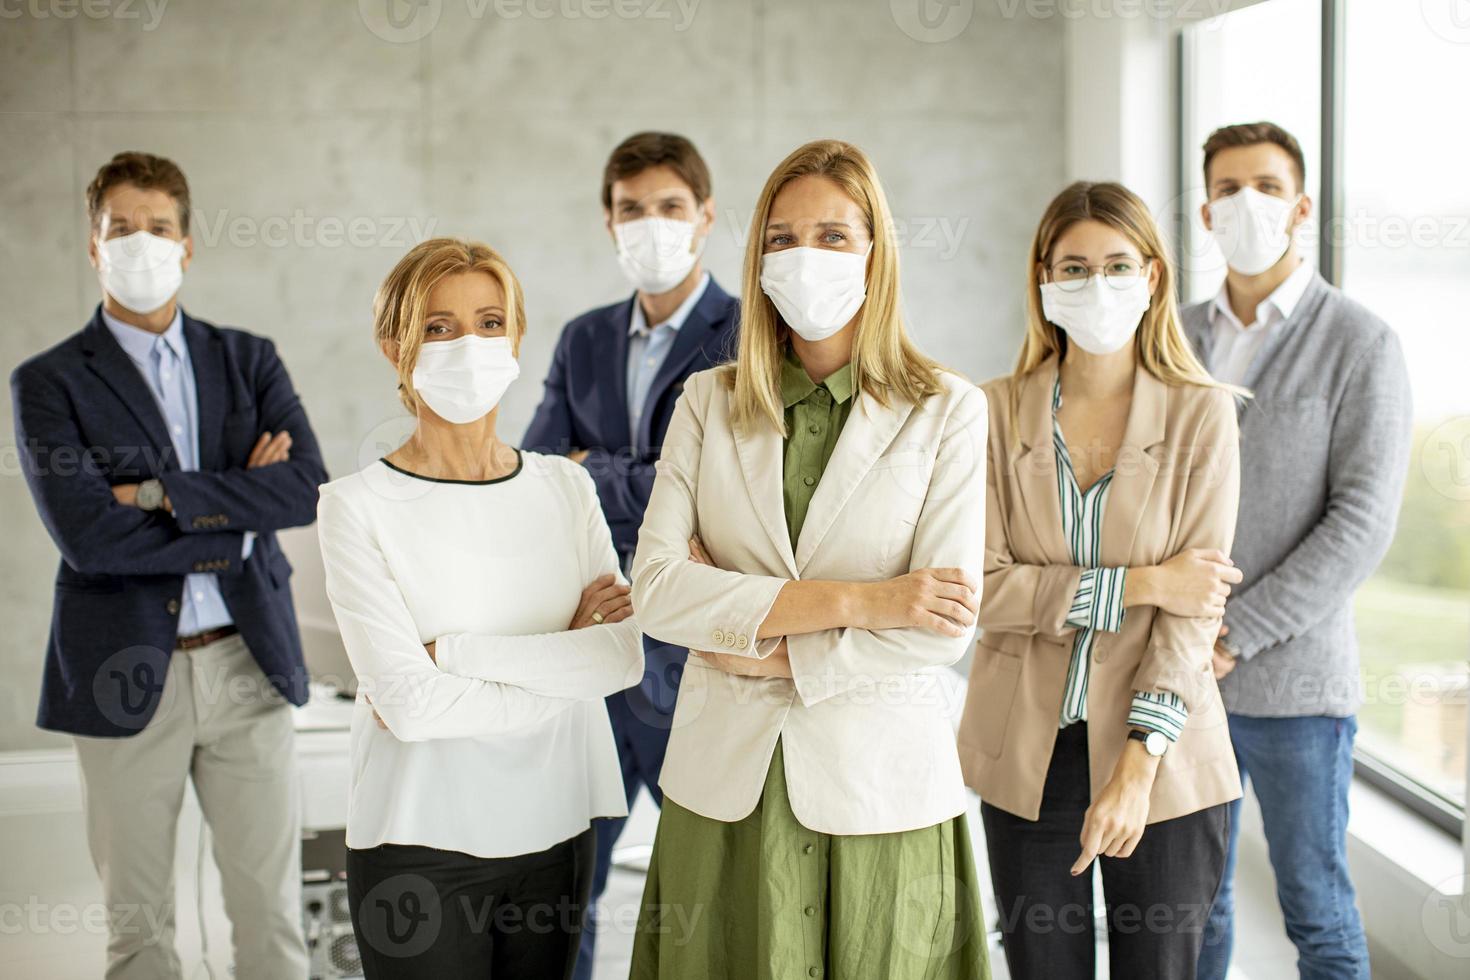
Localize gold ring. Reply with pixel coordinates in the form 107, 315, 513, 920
592, 611, 604, 624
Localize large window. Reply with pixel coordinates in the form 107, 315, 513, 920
1339, 0, 1468, 814
1177, 0, 1319, 301
1181, 0, 1469, 822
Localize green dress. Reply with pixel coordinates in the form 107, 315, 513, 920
629, 350, 992, 980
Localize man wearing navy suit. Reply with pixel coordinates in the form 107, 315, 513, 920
523, 132, 738, 980
11, 152, 322, 979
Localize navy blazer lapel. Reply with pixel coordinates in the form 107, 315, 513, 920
634, 280, 732, 452
79, 308, 175, 471
597, 296, 636, 451
184, 313, 228, 471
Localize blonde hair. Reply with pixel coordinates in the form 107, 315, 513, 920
1016, 181, 1246, 400
726, 139, 946, 433
373, 238, 527, 414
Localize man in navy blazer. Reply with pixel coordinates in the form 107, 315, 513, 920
11, 152, 320, 979
523, 132, 738, 980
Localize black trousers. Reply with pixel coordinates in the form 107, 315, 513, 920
982, 723, 1229, 980
346, 828, 596, 979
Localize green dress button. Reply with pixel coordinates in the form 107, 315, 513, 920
808, 423, 821, 434
803, 843, 814, 855
804, 905, 815, 917
809, 968, 821, 978
803, 475, 815, 487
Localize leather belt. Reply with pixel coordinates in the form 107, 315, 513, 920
176, 625, 239, 651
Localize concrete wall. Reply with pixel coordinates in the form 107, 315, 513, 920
0, 0, 1066, 750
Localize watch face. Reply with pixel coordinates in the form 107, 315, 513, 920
1145, 731, 1168, 756
137, 480, 162, 510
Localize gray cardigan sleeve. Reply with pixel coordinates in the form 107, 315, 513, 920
1223, 330, 1413, 660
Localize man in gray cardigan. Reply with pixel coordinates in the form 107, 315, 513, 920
1186, 123, 1412, 980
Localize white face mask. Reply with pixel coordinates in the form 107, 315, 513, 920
1208, 187, 1299, 276
410, 335, 520, 425
759, 246, 869, 342
97, 230, 185, 315
614, 216, 704, 294
1040, 275, 1152, 355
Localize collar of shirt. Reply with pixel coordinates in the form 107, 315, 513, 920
780, 345, 855, 409
102, 306, 187, 366
627, 271, 712, 338
1208, 257, 1314, 334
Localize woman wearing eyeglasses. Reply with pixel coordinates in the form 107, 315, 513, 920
958, 181, 1246, 979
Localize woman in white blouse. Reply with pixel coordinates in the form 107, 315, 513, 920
316, 238, 644, 979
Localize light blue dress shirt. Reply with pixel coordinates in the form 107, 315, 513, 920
625, 272, 710, 448
102, 309, 244, 635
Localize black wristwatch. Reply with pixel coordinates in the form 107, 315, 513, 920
136, 478, 166, 511
1128, 728, 1169, 757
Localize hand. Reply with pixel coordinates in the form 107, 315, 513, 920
1212, 624, 1237, 680
365, 695, 389, 731
1071, 739, 1159, 874
695, 643, 794, 679
568, 449, 590, 465
570, 573, 632, 629
1134, 549, 1242, 618
854, 568, 978, 637
247, 430, 292, 468
689, 536, 714, 567
425, 641, 437, 664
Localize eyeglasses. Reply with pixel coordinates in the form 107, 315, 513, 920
1046, 258, 1150, 292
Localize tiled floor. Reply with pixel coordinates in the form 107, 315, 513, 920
0, 772, 1295, 979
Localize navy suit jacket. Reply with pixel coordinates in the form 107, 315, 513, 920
11, 306, 327, 737
523, 276, 739, 557
523, 277, 739, 715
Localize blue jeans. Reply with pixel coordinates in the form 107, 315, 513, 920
1198, 714, 1370, 980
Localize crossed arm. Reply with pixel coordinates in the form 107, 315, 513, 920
317, 471, 644, 742
11, 341, 325, 576
631, 382, 990, 706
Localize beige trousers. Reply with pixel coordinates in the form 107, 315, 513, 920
73, 633, 308, 980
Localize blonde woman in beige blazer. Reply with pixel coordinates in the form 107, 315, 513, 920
628, 140, 991, 979
958, 182, 1245, 980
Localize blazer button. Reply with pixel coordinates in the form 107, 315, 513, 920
166, 599, 180, 615
713, 629, 726, 646
736, 634, 748, 649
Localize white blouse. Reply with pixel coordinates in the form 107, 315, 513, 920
316, 450, 643, 859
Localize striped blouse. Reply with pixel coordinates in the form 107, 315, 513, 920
1052, 377, 1189, 741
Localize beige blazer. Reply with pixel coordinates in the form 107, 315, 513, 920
958, 356, 1243, 824
631, 365, 988, 835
